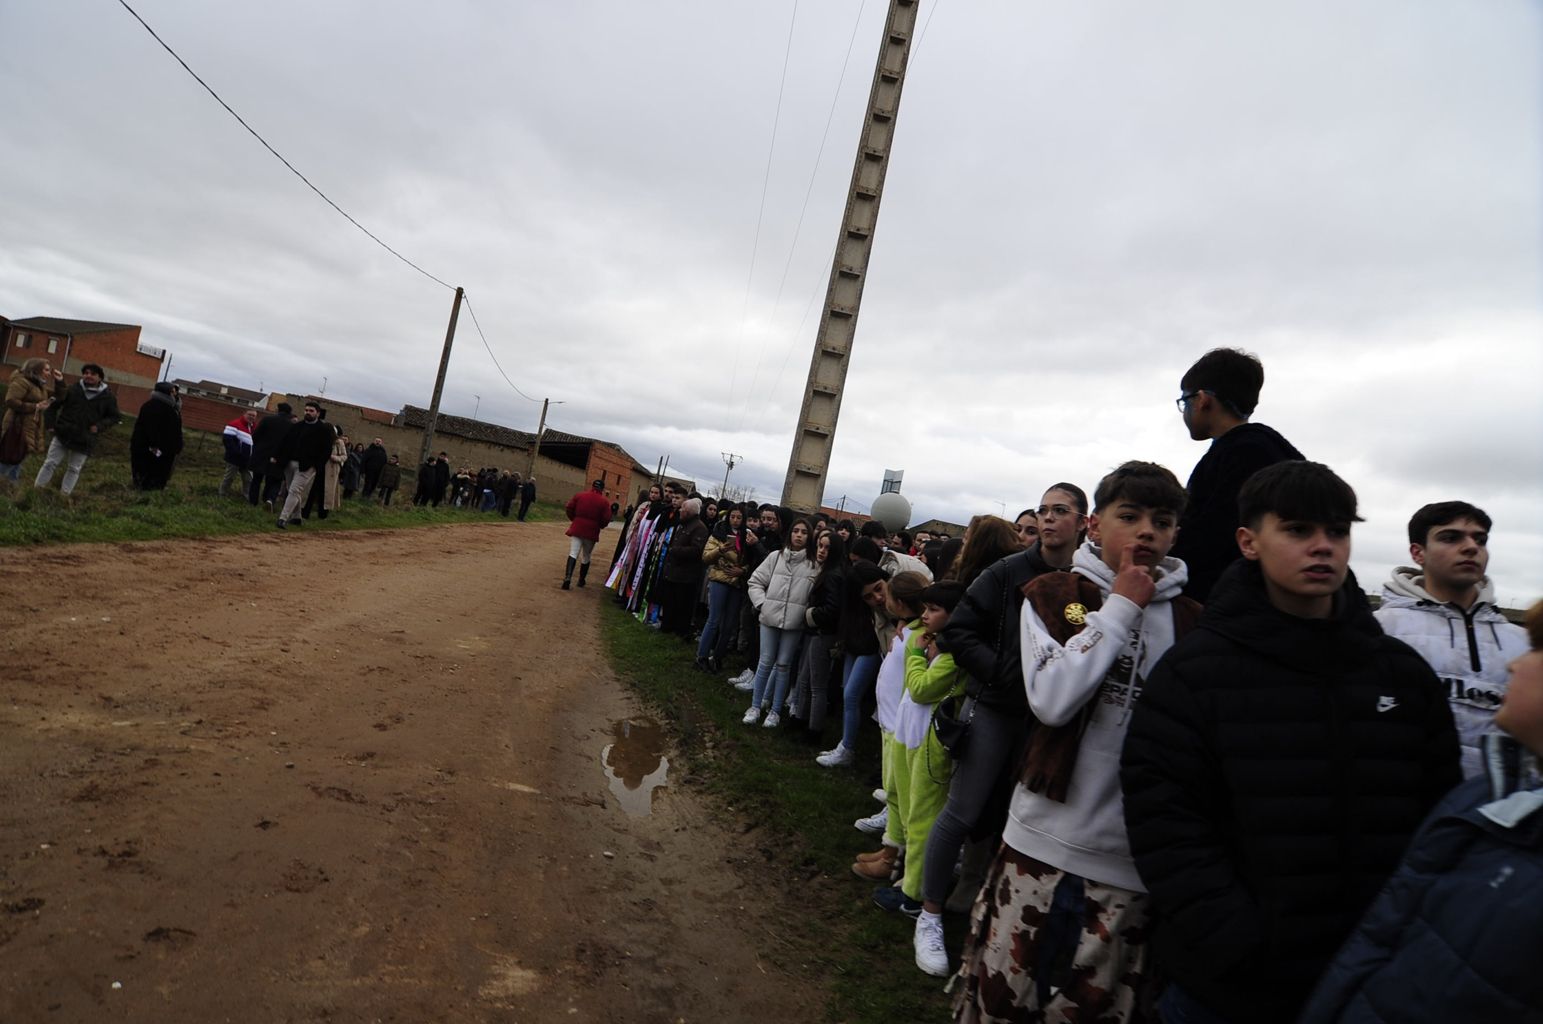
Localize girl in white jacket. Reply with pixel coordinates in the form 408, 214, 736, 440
745, 519, 817, 727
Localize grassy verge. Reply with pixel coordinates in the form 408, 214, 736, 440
600, 600, 960, 1024
0, 421, 563, 546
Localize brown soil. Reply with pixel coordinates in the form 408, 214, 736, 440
0, 521, 819, 1023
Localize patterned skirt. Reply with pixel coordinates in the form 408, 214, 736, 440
952, 845, 1152, 1024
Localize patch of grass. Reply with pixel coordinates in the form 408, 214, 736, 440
0, 421, 563, 546
601, 601, 959, 1024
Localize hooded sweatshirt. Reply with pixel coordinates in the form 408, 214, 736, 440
1003, 540, 1189, 891
1375, 568, 1528, 778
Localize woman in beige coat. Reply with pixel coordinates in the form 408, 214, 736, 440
324, 430, 347, 512
0, 358, 64, 481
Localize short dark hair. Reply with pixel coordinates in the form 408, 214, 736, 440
80, 363, 105, 378
1093, 461, 1186, 516
859, 520, 890, 540
850, 536, 883, 564
1238, 460, 1362, 528
920, 579, 966, 614
1180, 348, 1264, 418
1045, 482, 1090, 515
894, 530, 912, 548
304, 401, 320, 411
1407, 501, 1492, 546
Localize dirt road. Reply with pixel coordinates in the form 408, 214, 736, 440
0, 521, 819, 1023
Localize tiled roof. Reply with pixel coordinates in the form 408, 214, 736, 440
9, 317, 140, 335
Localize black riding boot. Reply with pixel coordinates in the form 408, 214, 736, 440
577, 562, 590, 588
561, 556, 576, 590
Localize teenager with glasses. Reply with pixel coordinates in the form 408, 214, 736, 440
1170, 348, 1303, 601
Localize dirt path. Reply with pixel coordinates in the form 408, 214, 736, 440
0, 521, 819, 1023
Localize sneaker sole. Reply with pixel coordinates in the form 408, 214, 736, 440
854, 819, 886, 834
915, 953, 950, 977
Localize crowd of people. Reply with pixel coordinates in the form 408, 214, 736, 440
0, 366, 549, 526
588, 348, 1539, 1024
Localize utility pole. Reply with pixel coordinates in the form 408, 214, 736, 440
472, 394, 481, 421
718, 452, 741, 501
320, 376, 327, 395
523, 397, 550, 483
654, 455, 666, 486
420, 286, 464, 468
781, 0, 920, 512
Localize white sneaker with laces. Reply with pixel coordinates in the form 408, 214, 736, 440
914, 911, 948, 977
815, 744, 855, 768
854, 807, 888, 834
761, 712, 781, 728
729, 668, 753, 686
742, 706, 762, 725
872, 788, 887, 804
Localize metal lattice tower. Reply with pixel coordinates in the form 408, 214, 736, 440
780, 0, 920, 512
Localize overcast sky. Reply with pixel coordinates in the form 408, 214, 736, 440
2, 1, 1538, 604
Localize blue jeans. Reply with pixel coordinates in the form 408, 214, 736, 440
697, 581, 740, 661
0, 461, 21, 481
839, 652, 881, 750
1159, 986, 1237, 1024
749, 624, 802, 711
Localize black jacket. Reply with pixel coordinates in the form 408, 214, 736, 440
278, 418, 335, 472
1120, 559, 1461, 1024
837, 572, 882, 657
360, 443, 388, 476
129, 393, 183, 460
1172, 422, 1303, 601
937, 543, 1068, 717
249, 411, 292, 470
805, 566, 846, 635
661, 517, 710, 584
50, 381, 121, 454
519, 479, 536, 501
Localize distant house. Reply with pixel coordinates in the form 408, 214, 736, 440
0, 317, 165, 390
173, 378, 267, 409
911, 517, 968, 539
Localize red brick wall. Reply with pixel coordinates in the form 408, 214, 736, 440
584, 443, 637, 507
69, 329, 162, 389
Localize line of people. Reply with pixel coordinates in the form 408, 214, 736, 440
593, 348, 1539, 1024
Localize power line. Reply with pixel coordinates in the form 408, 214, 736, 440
725, 0, 801, 414
460, 293, 543, 403
740, 0, 868, 433
114, 0, 453, 291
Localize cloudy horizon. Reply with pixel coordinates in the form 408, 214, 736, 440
2, 0, 1538, 604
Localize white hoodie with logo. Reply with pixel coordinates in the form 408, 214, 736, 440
1004, 541, 1189, 892
1375, 568, 1527, 779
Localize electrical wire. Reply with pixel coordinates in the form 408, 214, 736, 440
461, 293, 543, 403
739, 0, 868, 432
725, 0, 800, 414
114, 0, 453, 291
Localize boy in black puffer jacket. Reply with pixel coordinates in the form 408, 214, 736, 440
1121, 461, 1460, 1024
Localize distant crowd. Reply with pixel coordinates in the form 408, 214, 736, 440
0, 362, 542, 526
579, 348, 1539, 1024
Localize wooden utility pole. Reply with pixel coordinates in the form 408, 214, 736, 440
780, 0, 920, 512
719, 452, 741, 501
420, 286, 464, 468
524, 397, 549, 482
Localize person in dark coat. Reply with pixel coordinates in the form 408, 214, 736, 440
1120, 462, 1461, 1024
376, 455, 402, 506
517, 476, 537, 520
1170, 348, 1304, 601
129, 382, 184, 490
275, 402, 335, 528
432, 453, 451, 507
34, 363, 121, 496
657, 496, 709, 632
359, 438, 388, 497
247, 402, 294, 509
1300, 601, 1543, 1024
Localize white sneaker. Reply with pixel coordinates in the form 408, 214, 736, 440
734, 676, 755, 692
815, 744, 855, 768
729, 668, 752, 686
914, 911, 949, 977
742, 706, 762, 725
872, 788, 887, 804
761, 712, 780, 729
854, 807, 888, 834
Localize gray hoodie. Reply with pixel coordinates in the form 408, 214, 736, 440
1375, 568, 1527, 779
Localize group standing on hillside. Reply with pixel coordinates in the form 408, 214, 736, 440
591, 348, 1539, 1024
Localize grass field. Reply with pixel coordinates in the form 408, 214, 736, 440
600, 600, 963, 1024
0, 419, 561, 546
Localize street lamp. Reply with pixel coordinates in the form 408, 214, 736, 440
472, 394, 480, 421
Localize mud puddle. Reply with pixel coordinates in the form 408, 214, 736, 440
600, 718, 669, 816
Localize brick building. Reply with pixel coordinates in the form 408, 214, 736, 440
173, 378, 266, 409
1, 317, 164, 390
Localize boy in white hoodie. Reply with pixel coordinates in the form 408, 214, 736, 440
952, 461, 1200, 1024
1375, 500, 1527, 778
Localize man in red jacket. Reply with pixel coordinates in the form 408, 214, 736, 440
563, 478, 613, 590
